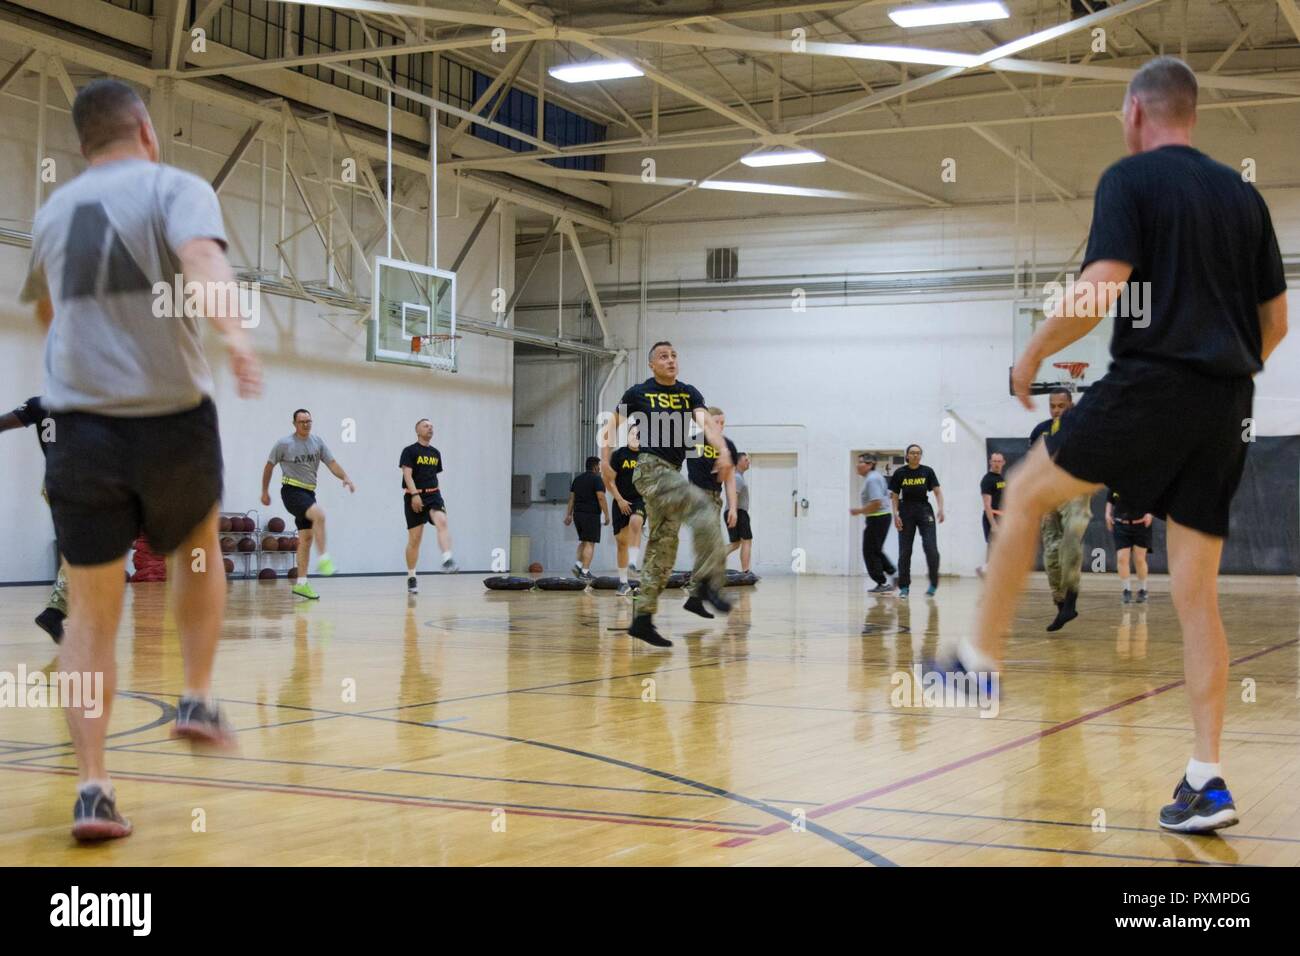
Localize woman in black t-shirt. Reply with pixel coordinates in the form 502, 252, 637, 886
888, 444, 944, 597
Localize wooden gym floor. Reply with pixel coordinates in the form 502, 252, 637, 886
1, 573, 1298, 866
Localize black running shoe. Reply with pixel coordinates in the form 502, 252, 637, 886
1159, 776, 1239, 833
683, 596, 714, 619
869, 583, 893, 594
696, 583, 732, 615
1136, 588, 1148, 604
35, 607, 65, 643
173, 696, 236, 748
1122, 589, 1132, 604
407, 575, 418, 594
72, 785, 132, 842
628, 614, 672, 647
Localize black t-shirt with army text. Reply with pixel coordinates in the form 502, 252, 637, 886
890, 465, 940, 505
980, 471, 1006, 512
617, 377, 706, 470
399, 443, 443, 491
609, 446, 641, 502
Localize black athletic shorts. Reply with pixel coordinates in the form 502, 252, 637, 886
1113, 521, 1153, 552
45, 397, 223, 566
1045, 358, 1252, 538
611, 498, 645, 535
574, 512, 601, 543
280, 484, 317, 530
404, 489, 446, 529
982, 514, 992, 543
728, 508, 752, 543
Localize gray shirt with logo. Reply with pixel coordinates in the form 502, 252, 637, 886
730, 470, 749, 512
269, 434, 335, 489
21, 158, 228, 416
861, 471, 891, 517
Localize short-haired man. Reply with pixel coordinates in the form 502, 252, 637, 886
262, 408, 355, 599
977, 452, 1007, 578
967, 57, 1288, 832
727, 452, 754, 575
1032, 389, 1092, 632
565, 456, 607, 579
21, 78, 262, 839
851, 453, 896, 592
601, 341, 732, 646
400, 418, 457, 593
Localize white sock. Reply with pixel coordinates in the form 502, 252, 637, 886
442, 551, 453, 562
318, 552, 331, 563
582, 565, 590, 573
955, 636, 998, 674
1186, 758, 1222, 790
407, 569, 417, 577
619, 567, 628, 583
629, 547, 640, 565
1122, 581, 1131, 592
297, 577, 307, 585
1138, 576, 1147, 590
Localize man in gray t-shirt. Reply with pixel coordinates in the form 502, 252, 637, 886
261, 408, 355, 597
726, 453, 754, 573
18, 79, 262, 842
850, 454, 897, 591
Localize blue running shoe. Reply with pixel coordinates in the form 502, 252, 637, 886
899, 586, 909, 599
925, 584, 937, 597
1159, 776, 1238, 832
918, 653, 998, 704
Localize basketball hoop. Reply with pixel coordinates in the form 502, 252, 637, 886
1053, 361, 1090, 382
409, 333, 462, 357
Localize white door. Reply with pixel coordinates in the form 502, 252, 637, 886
746, 453, 798, 575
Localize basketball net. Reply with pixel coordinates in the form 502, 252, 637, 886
1053, 361, 1090, 390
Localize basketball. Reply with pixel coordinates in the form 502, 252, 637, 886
223, 558, 234, 573
218, 516, 232, 532
220, 536, 235, 553
529, 562, 543, 573
278, 536, 294, 550
267, 516, 286, 533
237, 536, 255, 553
258, 567, 277, 580
261, 535, 279, 551
287, 566, 297, 579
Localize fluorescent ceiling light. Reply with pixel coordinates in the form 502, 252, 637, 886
548, 60, 644, 83
888, 2, 1011, 28
740, 147, 826, 168
700, 180, 872, 200
839, 44, 980, 67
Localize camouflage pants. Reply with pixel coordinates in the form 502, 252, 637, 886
632, 455, 726, 616
1042, 492, 1092, 602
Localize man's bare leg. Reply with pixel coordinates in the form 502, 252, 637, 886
1166, 519, 1227, 764
965, 443, 1099, 667
171, 506, 235, 745
295, 528, 312, 576
61, 558, 127, 784
406, 525, 423, 573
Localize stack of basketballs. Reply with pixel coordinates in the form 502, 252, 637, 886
218, 513, 299, 579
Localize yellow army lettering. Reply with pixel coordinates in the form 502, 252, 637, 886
621, 459, 637, 470
901, 476, 927, 486
416, 455, 439, 466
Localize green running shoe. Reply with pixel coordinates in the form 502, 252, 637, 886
292, 581, 320, 600
317, 555, 336, 576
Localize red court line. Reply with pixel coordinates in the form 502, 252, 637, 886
0, 763, 761, 837
735, 637, 1299, 841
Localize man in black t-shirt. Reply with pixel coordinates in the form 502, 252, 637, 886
600, 341, 733, 646
565, 457, 608, 579
1032, 390, 1093, 633
687, 406, 740, 596
888, 444, 944, 597
606, 424, 645, 595
1, 395, 67, 641
1106, 488, 1155, 603
977, 452, 1006, 578
399, 418, 456, 592
964, 58, 1288, 834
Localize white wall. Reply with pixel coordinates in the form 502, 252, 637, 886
0, 79, 514, 581
514, 190, 1300, 577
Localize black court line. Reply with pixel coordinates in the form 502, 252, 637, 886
0, 691, 176, 755
844, 830, 1252, 866
8, 761, 764, 832
854, 804, 1300, 845
96, 746, 728, 801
